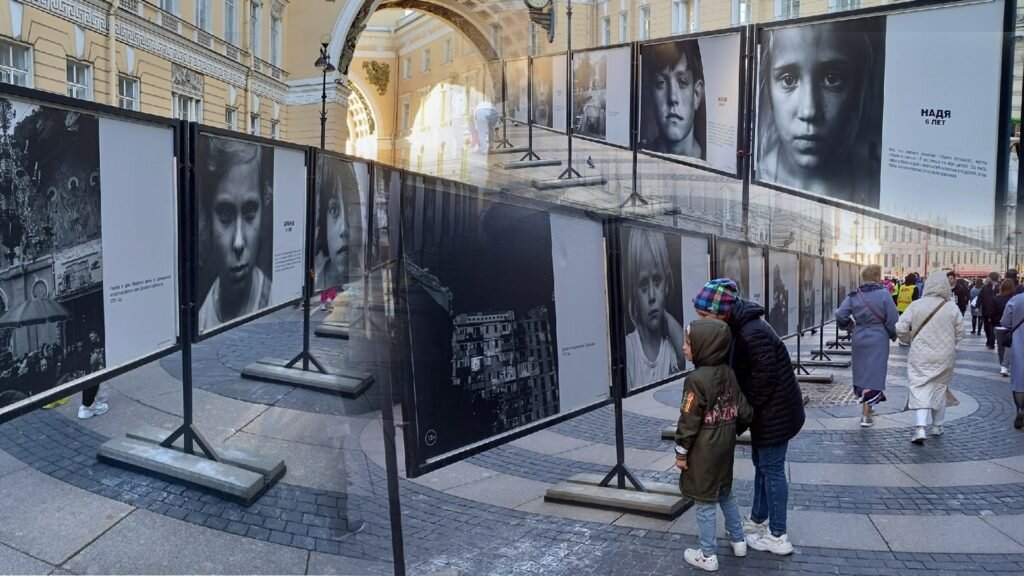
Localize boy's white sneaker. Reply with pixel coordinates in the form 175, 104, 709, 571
77, 402, 108, 420
912, 427, 927, 445
746, 532, 794, 556
684, 549, 719, 572
742, 517, 766, 536
730, 540, 747, 557
930, 426, 943, 437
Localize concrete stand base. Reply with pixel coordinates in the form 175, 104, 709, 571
241, 357, 373, 398
490, 146, 529, 155
813, 348, 851, 356
97, 426, 286, 506
544, 473, 690, 519
314, 320, 349, 339
802, 359, 852, 368
532, 175, 608, 190
501, 159, 562, 170
797, 373, 835, 384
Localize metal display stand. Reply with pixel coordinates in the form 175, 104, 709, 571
620, 42, 647, 209
503, 57, 561, 170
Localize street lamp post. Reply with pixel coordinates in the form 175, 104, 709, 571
314, 34, 336, 151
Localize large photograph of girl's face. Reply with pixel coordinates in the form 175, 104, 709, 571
756, 17, 885, 208
622, 227, 685, 391
315, 156, 367, 292
196, 135, 274, 334
640, 39, 706, 160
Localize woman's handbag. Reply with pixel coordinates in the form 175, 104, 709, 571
856, 291, 897, 341
1001, 316, 1024, 348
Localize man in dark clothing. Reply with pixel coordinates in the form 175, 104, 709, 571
947, 272, 970, 316
979, 271, 1001, 348
693, 279, 804, 556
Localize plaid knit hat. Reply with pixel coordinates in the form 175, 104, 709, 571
693, 279, 739, 316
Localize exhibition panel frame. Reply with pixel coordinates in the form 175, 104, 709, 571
189, 124, 309, 343
636, 26, 749, 179
570, 42, 635, 151
530, 51, 570, 134
396, 180, 614, 478
750, 0, 1015, 245
0, 84, 183, 423
504, 57, 531, 126
821, 258, 840, 327
712, 237, 767, 308
765, 246, 803, 340
311, 150, 373, 297
614, 219, 712, 398
798, 254, 825, 332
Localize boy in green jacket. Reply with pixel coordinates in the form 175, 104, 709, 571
675, 319, 753, 572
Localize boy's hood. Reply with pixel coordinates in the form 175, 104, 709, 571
689, 319, 732, 367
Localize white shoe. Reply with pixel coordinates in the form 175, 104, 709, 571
860, 415, 874, 427
77, 401, 108, 420
912, 427, 927, 444
684, 549, 719, 572
319, 303, 328, 311
746, 532, 794, 556
1002, 367, 1010, 377
930, 426, 943, 437
730, 540, 747, 557
742, 517, 766, 536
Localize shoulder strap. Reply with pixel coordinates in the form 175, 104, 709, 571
855, 290, 887, 325
915, 300, 946, 336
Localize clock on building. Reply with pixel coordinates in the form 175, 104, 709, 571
523, 0, 551, 10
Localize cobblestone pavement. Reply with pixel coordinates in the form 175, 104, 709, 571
2, 308, 1024, 575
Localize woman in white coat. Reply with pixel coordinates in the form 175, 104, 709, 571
895, 270, 965, 444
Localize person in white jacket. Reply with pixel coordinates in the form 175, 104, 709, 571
895, 270, 965, 445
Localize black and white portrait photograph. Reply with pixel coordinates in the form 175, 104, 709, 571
640, 39, 706, 161
716, 240, 763, 305
573, 51, 607, 140
621, 226, 685, 392
799, 255, 821, 332
532, 56, 554, 128
505, 58, 528, 124
769, 250, 799, 338
315, 156, 367, 292
400, 181, 559, 461
838, 261, 850, 305
822, 260, 836, 321
371, 165, 400, 267
756, 17, 886, 208
195, 135, 274, 334
0, 98, 107, 408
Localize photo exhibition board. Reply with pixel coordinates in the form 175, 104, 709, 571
0, 95, 179, 414
799, 255, 824, 332
531, 54, 569, 132
194, 133, 306, 337
505, 58, 529, 125
371, 165, 401, 268
314, 156, 369, 292
572, 46, 631, 147
639, 31, 743, 174
768, 249, 800, 338
822, 259, 837, 323
399, 179, 610, 476
714, 240, 765, 307
837, 260, 852, 306
754, 0, 1006, 230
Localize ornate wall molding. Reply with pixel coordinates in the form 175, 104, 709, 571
286, 76, 351, 107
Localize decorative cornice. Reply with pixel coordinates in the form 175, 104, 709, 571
285, 75, 350, 107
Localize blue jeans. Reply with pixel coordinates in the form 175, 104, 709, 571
695, 488, 744, 557
750, 442, 789, 536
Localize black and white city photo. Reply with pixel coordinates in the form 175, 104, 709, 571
195, 135, 274, 333
0, 98, 106, 407
756, 17, 886, 208
641, 39, 706, 161
573, 51, 608, 140
315, 156, 367, 291
621, 226, 685, 391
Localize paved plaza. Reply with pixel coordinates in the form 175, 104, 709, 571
1, 303, 1024, 575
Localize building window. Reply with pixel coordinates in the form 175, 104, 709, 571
0, 41, 31, 87
672, 0, 687, 34
402, 57, 411, 80
691, 0, 701, 32
735, 0, 751, 24
639, 5, 650, 40
225, 107, 237, 130
270, 120, 279, 140
249, 113, 260, 136
159, 0, 178, 14
619, 11, 628, 42
250, 1, 262, 58
66, 60, 91, 100
780, 0, 800, 19
421, 49, 431, 72
118, 75, 139, 111
832, 0, 861, 12
443, 39, 452, 64
224, 0, 238, 44
601, 17, 611, 45
400, 96, 410, 131
194, 0, 210, 31
173, 93, 202, 121
270, 11, 282, 67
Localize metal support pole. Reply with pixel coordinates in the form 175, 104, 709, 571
621, 42, 646, 209
496, 62, 514, 149
558, 0, 581, 180
520, 57, 542, 162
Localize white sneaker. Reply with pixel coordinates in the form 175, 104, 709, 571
743, 517, 766, 536
730, 540, 747, 557
930, 426, 943, 437
860, 415, 874, 427
77, 401, 108, 420
1002, 367, 1010, 377
684, 549, 719, 572
746, 532, 794, 556
912, 427, 927, 445
319, 303, 328, 311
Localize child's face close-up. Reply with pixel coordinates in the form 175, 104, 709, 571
635, 247, 667, 333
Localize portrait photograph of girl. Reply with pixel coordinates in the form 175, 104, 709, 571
314, 156, 367, 308
622, 227, 686, 391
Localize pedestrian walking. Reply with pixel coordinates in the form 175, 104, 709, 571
979, 271, 1002, 349
1000, 288, 1024, 429
675, 320, 753, 572
896, 273, 919, 314
692, 279, 804, 556
994, 279, 1015, 377
896, 270, 965, 444
835, 265, 899, 427
970, 278, 984, 335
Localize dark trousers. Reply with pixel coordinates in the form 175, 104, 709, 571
82, 385, 98, 407
972, 314, 982, 333
984, 317, 996, 347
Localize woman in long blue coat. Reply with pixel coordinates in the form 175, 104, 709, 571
835, 264, 899, 427
1000, 290, 1024, 429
